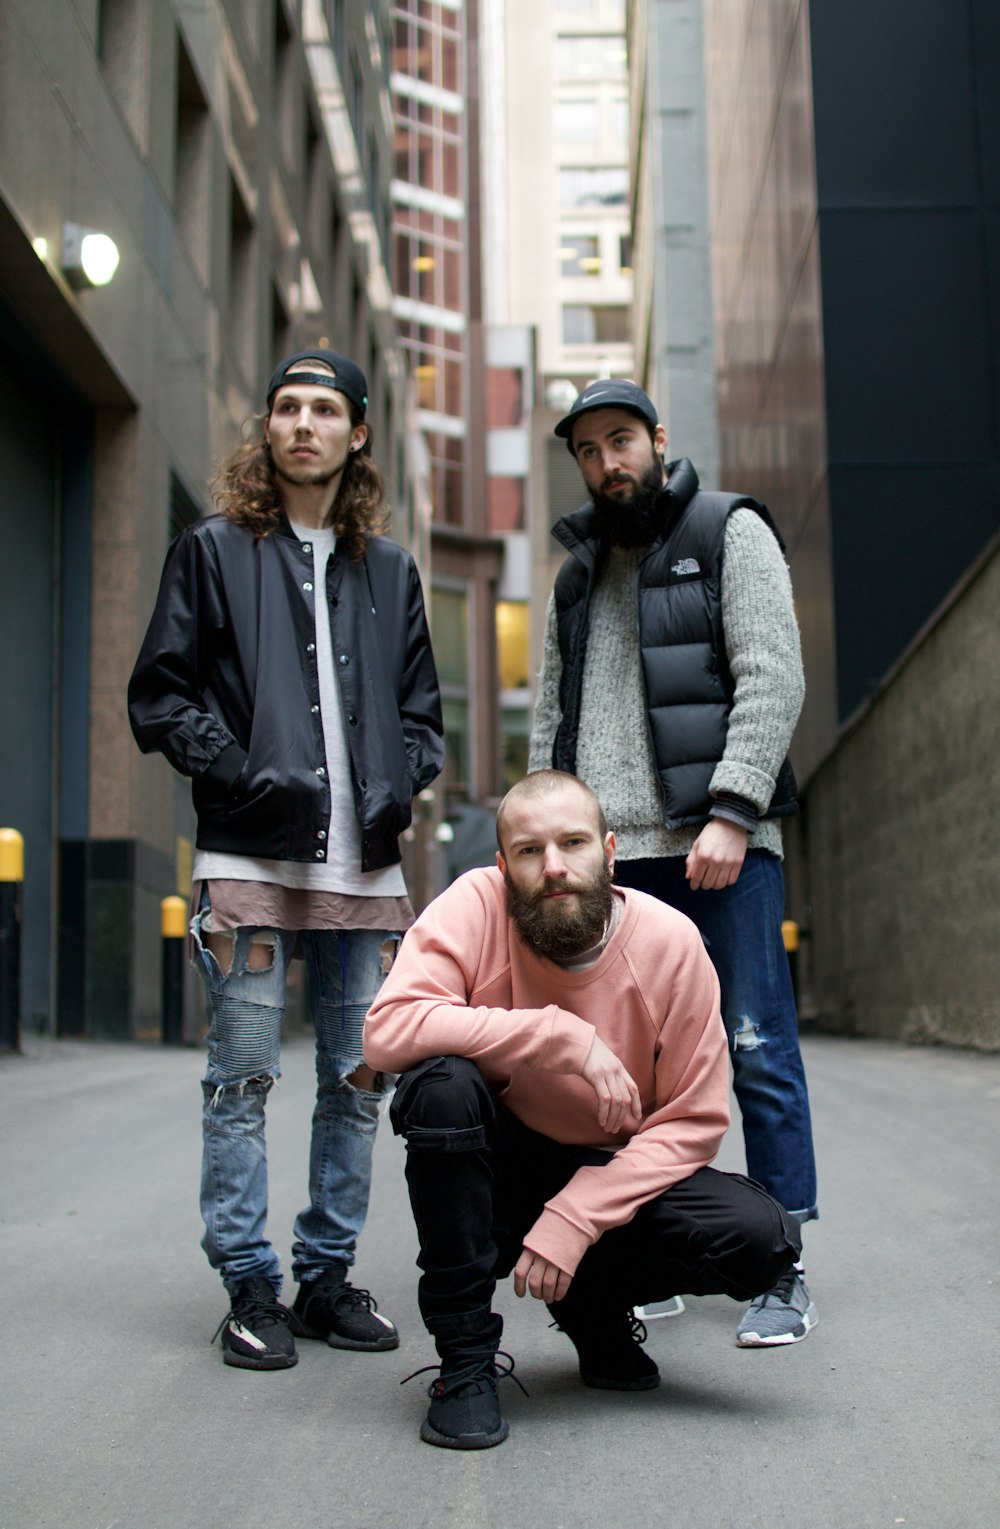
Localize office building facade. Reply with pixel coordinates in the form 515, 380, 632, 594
0, 0, 422, 1037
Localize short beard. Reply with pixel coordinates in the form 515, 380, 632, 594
590, 459, 667, 548
274, 461, 343, 490
504, 860, 614, 962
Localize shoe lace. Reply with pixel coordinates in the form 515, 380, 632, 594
628, 1314, 649, 1346
334, 1282, 377, 1312
211, 1288, 292, 1346
400, 1349, 529, 1402
756, 1268, 801, 1308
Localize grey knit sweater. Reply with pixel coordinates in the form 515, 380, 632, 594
527, 508, 805, 861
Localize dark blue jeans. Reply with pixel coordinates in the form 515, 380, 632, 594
615, 849, 818, 1221
390, 1056, 802, 1340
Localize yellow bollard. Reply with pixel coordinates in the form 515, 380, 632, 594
0, 827, 25, 882
161, 895, 188, 939
161, 895, 188, 1044
0, 829, 24, 1051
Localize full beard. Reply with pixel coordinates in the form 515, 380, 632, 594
590, 459, 668, 548
505, 860, 614, 962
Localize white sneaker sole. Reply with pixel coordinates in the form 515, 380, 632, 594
736, 1304, 818, 1347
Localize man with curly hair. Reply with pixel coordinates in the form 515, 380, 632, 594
129, 350, 444, 1371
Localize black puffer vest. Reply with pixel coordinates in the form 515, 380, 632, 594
550, 458, 797, 830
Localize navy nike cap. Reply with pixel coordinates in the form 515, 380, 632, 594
554, 379, 658, 444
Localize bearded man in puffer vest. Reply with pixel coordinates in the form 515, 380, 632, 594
529, 378, 819, 1349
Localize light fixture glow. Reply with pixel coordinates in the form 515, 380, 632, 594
411, 255, 436, 272
61, 223, 120, 289
32, 237, 48, 261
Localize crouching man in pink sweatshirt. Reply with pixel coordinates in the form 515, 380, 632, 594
363, 770, 801, 1450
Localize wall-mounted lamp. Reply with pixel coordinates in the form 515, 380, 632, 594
61, 223, 120, 289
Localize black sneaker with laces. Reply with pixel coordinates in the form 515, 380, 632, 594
290, 1264, 399, 1351
408, 1351, 525, 1450
213, 1276, 297, 1370
550, 1303, 660, 1391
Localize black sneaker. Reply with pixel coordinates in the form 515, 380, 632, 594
410, 1352, 525, 1450
290, 1265, 399, 1351
213, 1276, 297, 1370
550, 1304, 660, 1391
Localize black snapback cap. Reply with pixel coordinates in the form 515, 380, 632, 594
266, 349, 369, 416
554, 379, 658, 442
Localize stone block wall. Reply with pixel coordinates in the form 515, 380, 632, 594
789, 539, 1000, 1052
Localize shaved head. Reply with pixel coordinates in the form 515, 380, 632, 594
496, 771, 607, 855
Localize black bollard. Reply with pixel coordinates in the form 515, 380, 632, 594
161, 895, 187, 1045
0, 829, 24, 1053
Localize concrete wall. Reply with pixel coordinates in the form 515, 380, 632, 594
789, 538, 1000, 1052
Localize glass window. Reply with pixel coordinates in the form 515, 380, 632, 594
441, 697, 471, 794
500, 706, 530, 794
559, 234, 601, 276
431, 587, 468, 689
432, 585, 471, 794
619, 233, 633, 274
558, 166, 628, 208
555, 35, 627, 81
496, 602, 530, 690
562, 304, 631, 345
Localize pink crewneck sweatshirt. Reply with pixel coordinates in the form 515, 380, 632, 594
364, 867, 730, 1277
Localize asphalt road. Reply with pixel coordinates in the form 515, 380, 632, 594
2, 1033, 997, 1529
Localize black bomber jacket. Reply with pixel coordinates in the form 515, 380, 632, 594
127, 513, 444, 872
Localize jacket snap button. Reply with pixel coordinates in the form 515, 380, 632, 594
315, 850, 323, 859
306, 643, 316, 654
317, 830, 326, 840
339, 654, 350, 665
303, 582, 313, 592
311, 705, 319, 714
316, 767, 326, 777
348, 714, 357, 726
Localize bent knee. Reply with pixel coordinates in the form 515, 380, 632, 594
389, 1055, 491, 1140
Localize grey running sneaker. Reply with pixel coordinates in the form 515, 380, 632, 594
736, 1267, 818, 1347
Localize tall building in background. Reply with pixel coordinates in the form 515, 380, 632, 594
390, 0, 503, 816
0, 0, 424, 1038
629, 0, 718, 482
632, 0, 1000, 1050
481, 0, 635, 704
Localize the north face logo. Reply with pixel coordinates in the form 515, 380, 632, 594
672, 558, 701, 577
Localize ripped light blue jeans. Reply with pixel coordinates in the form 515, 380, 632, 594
615, 850, 818, 1223
191, 896, 397, 1294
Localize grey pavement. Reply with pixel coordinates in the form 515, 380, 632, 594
2, 1033, 998, 1529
